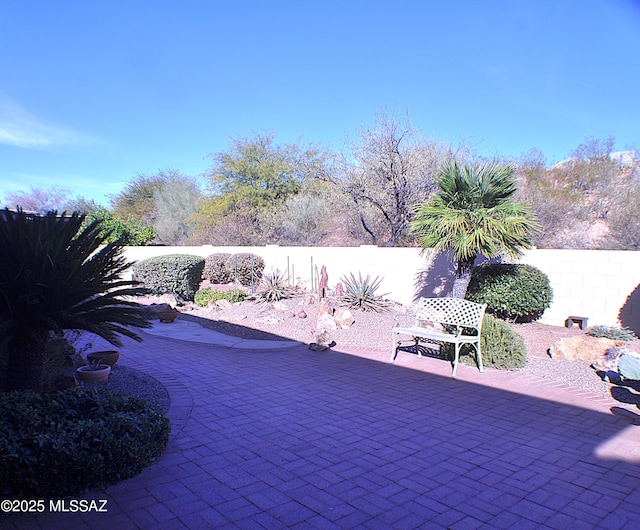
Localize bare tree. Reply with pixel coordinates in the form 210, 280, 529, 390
4, 185, 72, 213
153, 175, 203, 245
325, 111, 454, 246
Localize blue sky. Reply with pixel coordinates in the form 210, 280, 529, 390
1, 0, 639, 206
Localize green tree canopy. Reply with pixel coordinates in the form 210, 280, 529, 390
206, 133, 317, 210
110, 169, 185, 224
88, 208, 156, 246
192, 133, 332, 244
411, 161, 539, 298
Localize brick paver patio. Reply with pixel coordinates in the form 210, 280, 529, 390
3, 321, 640, 529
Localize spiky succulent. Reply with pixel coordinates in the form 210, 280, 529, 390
251, 270, 296, 303
339, 272, 389, 312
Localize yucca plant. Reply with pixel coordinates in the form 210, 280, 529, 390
339, 272, 390, 312
252, 270, 296, 303
0, 209, 152, 392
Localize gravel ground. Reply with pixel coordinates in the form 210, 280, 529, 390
102, 365, 170, 412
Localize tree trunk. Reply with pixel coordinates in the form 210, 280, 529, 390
452, 256, 477, 299
3, 330, 49, 392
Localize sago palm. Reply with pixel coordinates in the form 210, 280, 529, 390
0, 209, 152, 392
410, 161, 539, 298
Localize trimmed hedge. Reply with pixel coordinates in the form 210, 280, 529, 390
466, 263, 553, 323
203, 253, 234, 283
203, 252, 265, 286
443, 314, 527, 371
0, 387, 170, 497
133, 254, 205, 301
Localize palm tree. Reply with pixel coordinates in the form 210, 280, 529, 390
0, 209, 152, 392
410, 161, 539, 298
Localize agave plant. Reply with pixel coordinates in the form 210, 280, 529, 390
339, 272, 390, 312
0, 209, 152, 392
251, 269, 296, 303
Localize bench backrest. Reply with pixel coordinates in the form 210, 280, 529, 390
414, 297, 486, 331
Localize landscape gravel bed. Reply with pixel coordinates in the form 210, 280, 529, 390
103, 365, 171, 412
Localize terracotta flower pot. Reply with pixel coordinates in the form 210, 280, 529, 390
87, 350, 120, 366
76, 364, 111, 383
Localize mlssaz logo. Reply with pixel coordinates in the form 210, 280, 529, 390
49, 499, 108, 513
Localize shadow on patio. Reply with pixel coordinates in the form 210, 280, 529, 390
5, 317, 640, 529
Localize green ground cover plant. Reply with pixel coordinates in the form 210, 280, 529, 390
587, 325, 637, 341
194, 287, 248, 306
0, 387, 170, 498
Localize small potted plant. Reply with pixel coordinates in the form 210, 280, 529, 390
76, 358, 111, 383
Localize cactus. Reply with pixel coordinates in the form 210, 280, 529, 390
618, 354, 640, 380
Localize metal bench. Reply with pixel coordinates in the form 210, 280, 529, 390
391, 297, 487, 378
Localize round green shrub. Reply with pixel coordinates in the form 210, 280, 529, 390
478, 314, 528, 370
0, 387, 170, 498
133, 254, 205, 301
194, 287, 248, 307
203, 253, 234, 283
203, 253, 265, 286
443, 314, 528, 371
466, 263, 553, 322
232, 253, 265, 286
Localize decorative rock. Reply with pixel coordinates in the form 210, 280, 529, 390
205, 301, 221, 313
334, 308, 355, 329
273, 301, 288, 311
549, 336, 617, 361
254, 315, 282, 325
302, 294, 316, 305
216, 299, 232, 310
157, 294, 179, 308
317, 312, 337, 331
298, 310, 307, 319
151, 303, 179, 323
318, 298, 335, 317
309, 329, 335, 351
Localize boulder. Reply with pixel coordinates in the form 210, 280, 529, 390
317, 312, 337, 331
334, 308, 355, 329
549, 335, 617, 361
156, 294, 179, 308
318, 298, 335, 316
254, 314, 282, 325
216, 299, 232, 310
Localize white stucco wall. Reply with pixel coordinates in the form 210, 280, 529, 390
122, 246, 640, 333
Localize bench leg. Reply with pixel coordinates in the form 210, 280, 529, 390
390, 331, 399, 362
476, 344, 484, 372
451, 343, 460, 378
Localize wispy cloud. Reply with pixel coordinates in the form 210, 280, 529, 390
0, 94, 93, 149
